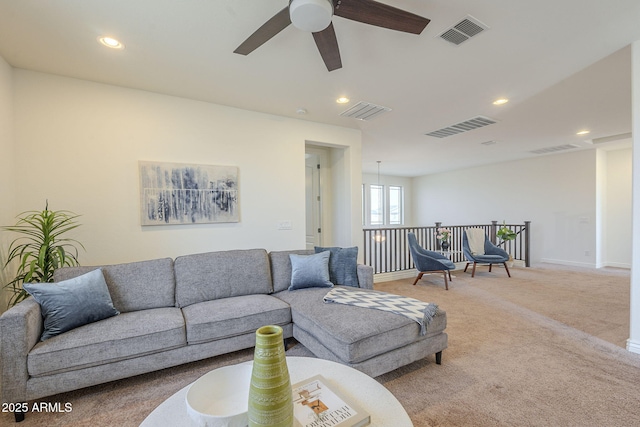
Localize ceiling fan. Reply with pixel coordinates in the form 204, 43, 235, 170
233, 0, 430, 72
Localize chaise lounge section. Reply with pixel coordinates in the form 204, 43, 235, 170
270, 250, 447, 377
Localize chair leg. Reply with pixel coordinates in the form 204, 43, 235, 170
489, 263, 492, 272
503, 262, 511, 277
471, 262, 477, 277
464, 263, 470, 272
448, 270, 452, 281
412, 272, 424, 286
443, 271, 449, 290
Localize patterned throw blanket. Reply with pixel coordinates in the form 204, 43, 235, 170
323, 287, 439, 336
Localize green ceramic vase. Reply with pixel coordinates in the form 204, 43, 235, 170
248, 325, 293, 427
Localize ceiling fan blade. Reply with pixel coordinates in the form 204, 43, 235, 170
333, 0, 430, 35
313, 22, 342, 71
234, 7, 292, 55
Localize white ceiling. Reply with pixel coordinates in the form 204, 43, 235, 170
0, 0, 638, 176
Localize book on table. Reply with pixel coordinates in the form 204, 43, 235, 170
291, 374, 371, 427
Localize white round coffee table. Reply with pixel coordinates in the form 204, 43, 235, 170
140, 356, 412, 426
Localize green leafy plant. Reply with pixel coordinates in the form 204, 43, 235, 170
2, 202, 84, 308
496, 221, 516, 241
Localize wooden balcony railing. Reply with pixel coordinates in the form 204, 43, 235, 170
363, 221, 530, 274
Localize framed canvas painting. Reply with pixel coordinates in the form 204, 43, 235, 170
139, 161, 239, 225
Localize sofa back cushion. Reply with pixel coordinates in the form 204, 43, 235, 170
269, 249, 314, 293
174, 249, 272, 308
53, 258, 176, 313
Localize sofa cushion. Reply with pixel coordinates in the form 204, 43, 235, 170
53, 258, 176, 313
175, 249, 272, 307
274, 287, 446, 364
182, 294, 291, 344
269, 249, 314, 293
24, 269, 119, 341
288, 251, 333, 290
27, 307, 185, 377
314, 246, 359, 287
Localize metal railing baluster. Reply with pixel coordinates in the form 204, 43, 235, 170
362, 221, 531, 273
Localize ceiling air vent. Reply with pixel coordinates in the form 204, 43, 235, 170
529, 144, 579, 155
425, 116, 497, 138
340, 102, 391, 121
439, 15, 488, 45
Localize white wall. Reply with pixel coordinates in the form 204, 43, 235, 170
0, 55, 14, 311
412, 150, 601, 266
604, 148, 632, 268
628, 40, 640, 354
412, 147, 633, 268
11, 70, 362, 266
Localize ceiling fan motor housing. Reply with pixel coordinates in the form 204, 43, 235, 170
289, 0, 334, 32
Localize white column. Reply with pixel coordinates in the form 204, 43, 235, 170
628, 41, 640, 354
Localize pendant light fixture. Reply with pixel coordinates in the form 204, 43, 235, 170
373, 161, 386, 242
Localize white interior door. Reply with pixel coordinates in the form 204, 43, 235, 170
305, 152, 322, 249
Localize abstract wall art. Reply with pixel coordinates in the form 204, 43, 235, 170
139, 161, 239, 225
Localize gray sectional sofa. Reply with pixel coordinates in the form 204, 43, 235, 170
0, 248, 447, 418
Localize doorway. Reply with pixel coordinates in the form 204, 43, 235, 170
305, 149, 323, 249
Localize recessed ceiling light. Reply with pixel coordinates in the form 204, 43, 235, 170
98, 36, 124, 49
576, 130, 590, 135
492, 98, 509, 105
336, 97, 350, 104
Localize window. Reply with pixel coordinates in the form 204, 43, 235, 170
389, 186, 403, 225
370, 184, 384, 225
363, 183, 404, 226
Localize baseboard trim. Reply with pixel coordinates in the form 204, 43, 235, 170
374, 270, 416, 283
626, 339, 640, 354
604, 262, 632, 269
540, 258, 631, 270
540, 258, 596, 269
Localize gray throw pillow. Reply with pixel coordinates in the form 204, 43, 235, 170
24, 268, 120, 341
315, 246, 359, 287
288, 251, 333, 290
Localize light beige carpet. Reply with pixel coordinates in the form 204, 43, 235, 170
2, 264, 639, 426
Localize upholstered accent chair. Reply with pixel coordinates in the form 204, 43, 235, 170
462, 228, 511, 278
407, 232, 456, 290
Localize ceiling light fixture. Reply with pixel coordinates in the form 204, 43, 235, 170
492, 98, 509, 105
576, 130, 590, 135
336, 97, 350, 104
289, 0, 333, 32
98, 36, 124, 49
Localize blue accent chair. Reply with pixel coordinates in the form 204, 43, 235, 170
462, 229, 511, 278
408, 232, 456, 290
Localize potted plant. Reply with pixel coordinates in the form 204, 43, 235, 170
496, 221, 516, 267
2, 202, 84, 308
435, 227, 452, 251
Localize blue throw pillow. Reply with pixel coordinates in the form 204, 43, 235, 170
288, 251, 333, 290
24, 269, 120, 341
315, 246, 359, 287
